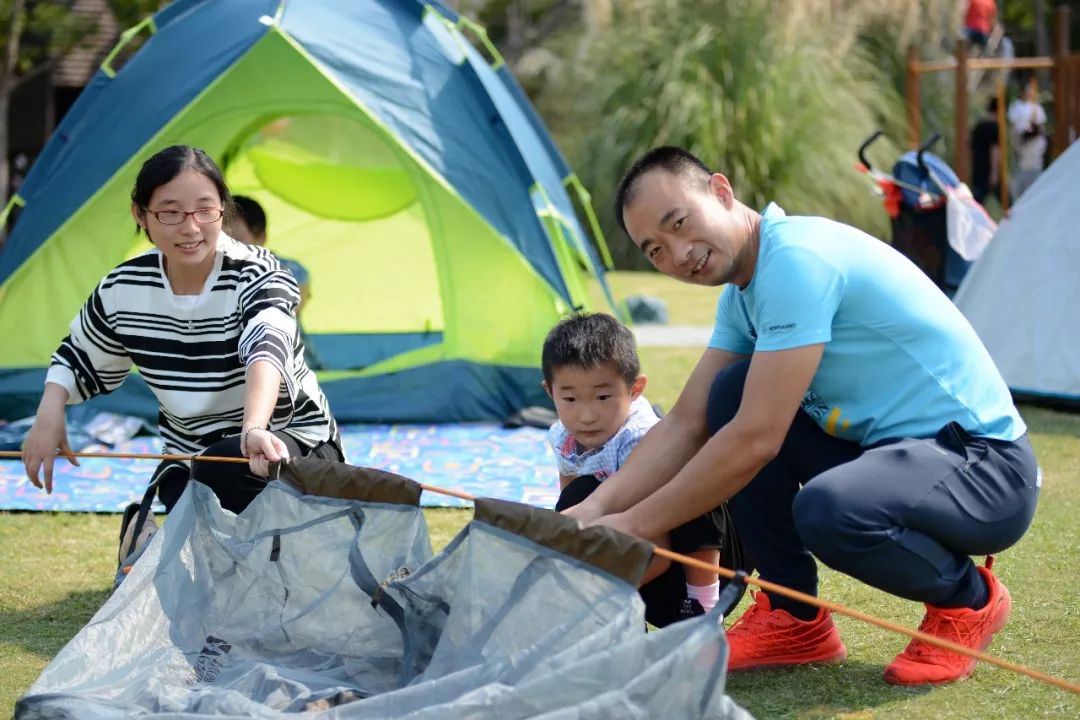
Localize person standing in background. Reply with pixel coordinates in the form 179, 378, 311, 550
969, 98, 1000, 205
1007, 77, 1048, 200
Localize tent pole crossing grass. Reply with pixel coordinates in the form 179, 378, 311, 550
3, 449, 1077, 695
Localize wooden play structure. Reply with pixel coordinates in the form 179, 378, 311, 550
905, 5, 1077, 211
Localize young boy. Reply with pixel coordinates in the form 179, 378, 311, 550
229, 196, 312, 315
542, 313, 737, 624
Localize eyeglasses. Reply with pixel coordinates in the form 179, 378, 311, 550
147, 208, 224, 225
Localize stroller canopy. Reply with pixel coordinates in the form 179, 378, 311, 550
893, 151, 960, 209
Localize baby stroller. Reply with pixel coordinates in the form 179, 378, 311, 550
856, 131, 996, 296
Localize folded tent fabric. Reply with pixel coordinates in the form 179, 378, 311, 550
16, 457, 750, 719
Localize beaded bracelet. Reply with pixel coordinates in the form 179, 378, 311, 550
240, 426, 268, 458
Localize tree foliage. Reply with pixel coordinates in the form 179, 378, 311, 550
1, 1, 161, 91
1, 0, 161, 234
540, 0, 918, 268
109, 0, 165, 29
1, 0, 94, 80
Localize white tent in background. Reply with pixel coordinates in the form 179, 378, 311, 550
954, 141, 1080, 403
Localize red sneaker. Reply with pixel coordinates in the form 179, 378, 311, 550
883, 566, 1011, 686
725, 592, 846, 671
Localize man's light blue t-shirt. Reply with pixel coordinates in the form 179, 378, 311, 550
709, 204, 1024, 445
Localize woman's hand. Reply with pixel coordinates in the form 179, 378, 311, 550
242, 428, 289, 477
22, 385, 79, 493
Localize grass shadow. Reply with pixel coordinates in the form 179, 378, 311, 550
724, 659, 931, 719
0, 587, 109, 660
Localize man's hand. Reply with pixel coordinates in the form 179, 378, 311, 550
588, 512, 641, 539
602, 344, 827, 541
561, 500, 606, 527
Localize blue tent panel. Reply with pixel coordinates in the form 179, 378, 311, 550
313, 332, 444, 371
0, 369, 159, 423
320, 361, 551, 423
484, 63, 608, 281
0, 361, 550, 425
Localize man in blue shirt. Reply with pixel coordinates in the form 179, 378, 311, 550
566, 147, 1038, 686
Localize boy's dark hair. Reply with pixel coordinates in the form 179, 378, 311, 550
542, 313, 640, 387
613, 146, 712, 235
232, 194, 268, 237
131, 145, 231, 237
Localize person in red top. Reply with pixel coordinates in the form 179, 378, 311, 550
964, 0, 997, 49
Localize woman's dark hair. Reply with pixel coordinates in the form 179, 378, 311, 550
131, 145, 232, 235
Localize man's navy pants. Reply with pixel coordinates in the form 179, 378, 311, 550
707, 360, 1039, 615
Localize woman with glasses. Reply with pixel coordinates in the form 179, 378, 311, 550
21, 145, 342, 523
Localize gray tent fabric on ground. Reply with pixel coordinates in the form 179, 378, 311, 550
17, 458, 751, 719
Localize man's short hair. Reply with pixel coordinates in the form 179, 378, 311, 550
232, 195, 268, 237
542, 313, 640, 386
613, 147, 713, 235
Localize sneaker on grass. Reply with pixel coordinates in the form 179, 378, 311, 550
884, 566, 1011, 686
725, 592, 846, 671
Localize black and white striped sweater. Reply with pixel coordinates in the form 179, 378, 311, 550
46, 238, 337, 455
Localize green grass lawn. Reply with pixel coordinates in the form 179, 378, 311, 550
600, 270, 724, 328
3, 272, 1078, 717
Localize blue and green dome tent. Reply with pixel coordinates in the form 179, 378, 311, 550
0, 0, 618, 423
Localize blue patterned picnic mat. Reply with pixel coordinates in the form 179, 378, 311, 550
0, 424, 558, 512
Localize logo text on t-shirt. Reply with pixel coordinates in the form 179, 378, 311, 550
767, 322, 797, 332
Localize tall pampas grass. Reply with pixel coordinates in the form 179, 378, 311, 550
541, 0, 960, 267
